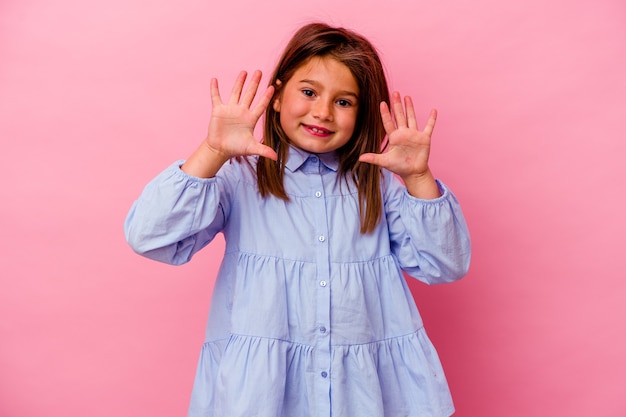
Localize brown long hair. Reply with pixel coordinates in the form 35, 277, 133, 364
258, 22, 390, 233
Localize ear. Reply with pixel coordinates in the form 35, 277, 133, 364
272, 79, 283, 112
273, 97, 281, 112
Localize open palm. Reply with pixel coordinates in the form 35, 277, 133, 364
205, 70, 277, 161
359, 92, 436, 179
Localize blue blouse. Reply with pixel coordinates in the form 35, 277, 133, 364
125, 146, 471, 417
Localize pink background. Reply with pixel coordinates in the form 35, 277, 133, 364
1, 0, 625, 416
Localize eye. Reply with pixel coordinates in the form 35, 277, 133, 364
336, 99, 352, 107
301, 89, 315, 97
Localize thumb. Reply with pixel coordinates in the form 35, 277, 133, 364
249, 142, 278, 161
358, 152, 383, 167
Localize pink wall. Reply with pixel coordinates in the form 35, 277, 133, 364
1, 0, 625, 416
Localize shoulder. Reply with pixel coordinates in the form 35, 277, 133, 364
380, 169, 404, 198
216, 157, 258, 185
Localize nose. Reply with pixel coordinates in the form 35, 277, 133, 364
312, 98, 333, 121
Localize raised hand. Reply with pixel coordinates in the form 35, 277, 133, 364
206, 70, 277, 160
359, 91, 441, 199
182, 70, 277, 178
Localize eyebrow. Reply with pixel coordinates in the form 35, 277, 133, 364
298, 79, 359, 100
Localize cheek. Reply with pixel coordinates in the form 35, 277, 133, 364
340, 112, 358, 133
282, 99, 309, 121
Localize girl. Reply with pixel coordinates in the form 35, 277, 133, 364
125, 22, 471, 417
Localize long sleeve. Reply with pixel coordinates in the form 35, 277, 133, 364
384, 172, 471, 285
124, 160, 232, 265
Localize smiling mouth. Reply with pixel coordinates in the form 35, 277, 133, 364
303, 124, 334, 136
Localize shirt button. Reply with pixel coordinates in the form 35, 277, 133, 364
310, 156, 318, 163
321, 371, 328, 378
318, 235, 325, 242
315, 191, 322, 198
320, 326, 327, 333
319, 280, 327, 287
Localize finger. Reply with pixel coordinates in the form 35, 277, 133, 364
228, 71, 247, 105
241, 70, 262, 108
379, 101, 396, 135
391, 91, 407, 128
250, 85, 275, 119
247, 142, 278, 161
404, 96, 418, 130
423, 109, 438, 136
210, 78, 223, 107
358, 152, 386, 168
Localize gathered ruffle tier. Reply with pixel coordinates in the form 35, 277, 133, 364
190, 329, 453, 417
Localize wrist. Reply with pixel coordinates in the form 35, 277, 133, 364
181, 141, 230, 178
402, 170, 441, 200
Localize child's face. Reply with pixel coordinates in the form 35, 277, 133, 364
273, 56, 359, 154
